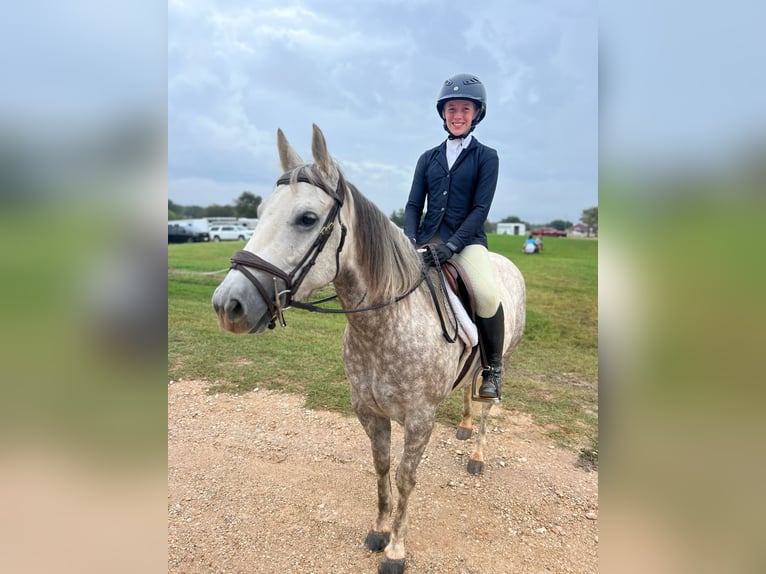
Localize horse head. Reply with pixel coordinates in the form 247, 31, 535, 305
212, 125, 349, 333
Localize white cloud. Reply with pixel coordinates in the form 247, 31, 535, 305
169, 0, 598, 224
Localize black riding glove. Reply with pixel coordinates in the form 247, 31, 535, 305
422, 244, 454, 267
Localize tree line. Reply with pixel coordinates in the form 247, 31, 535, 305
169, 192, 597, 236
168, 192, 262, 220
389, 206, 598, 234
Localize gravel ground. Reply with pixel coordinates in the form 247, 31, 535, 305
168, 379, 598, 574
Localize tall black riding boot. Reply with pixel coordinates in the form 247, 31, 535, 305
476, 303, 506, 399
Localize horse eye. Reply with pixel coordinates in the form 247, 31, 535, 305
297, 212, 319, 227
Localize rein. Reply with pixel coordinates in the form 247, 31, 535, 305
291, 275, 426, 315
422, 254, 460, 343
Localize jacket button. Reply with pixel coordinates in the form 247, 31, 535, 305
441, 207, 445, 212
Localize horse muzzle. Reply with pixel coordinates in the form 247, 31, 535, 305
211, 271, 275, 334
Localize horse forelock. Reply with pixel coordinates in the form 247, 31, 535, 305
346, 184, 423, 303
284, 164, 320, 187
281, 164, 342, 199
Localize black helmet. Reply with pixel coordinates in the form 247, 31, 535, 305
436, 73, 487, 133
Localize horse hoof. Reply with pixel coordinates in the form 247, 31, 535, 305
379, 558, 406, 574
365, 531, 390, 552
467, 459, 484, 475
455, 427, 472, 440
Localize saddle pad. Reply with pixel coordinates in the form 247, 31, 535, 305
446, 287, 478, 347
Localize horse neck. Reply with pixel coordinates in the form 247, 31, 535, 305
332, 266, 420, 340
328, 185, 424, 320
331, 250, 374, 311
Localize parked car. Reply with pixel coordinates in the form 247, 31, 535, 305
168, 223, 210, 243
209, 225, 253, 242
531, 227, 567, 237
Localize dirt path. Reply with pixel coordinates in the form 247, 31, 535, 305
168, 380, 598, 573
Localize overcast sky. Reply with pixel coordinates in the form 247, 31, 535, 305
168, 0, 598, 225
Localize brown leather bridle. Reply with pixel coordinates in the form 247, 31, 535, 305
227, 166, 450, 337
228, 167, 347, 329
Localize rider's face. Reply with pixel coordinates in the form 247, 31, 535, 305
443, 100, 476, 137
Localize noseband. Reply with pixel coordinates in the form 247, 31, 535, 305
229, 168, 347, 329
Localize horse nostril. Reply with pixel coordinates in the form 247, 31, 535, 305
225, 298, 245, 322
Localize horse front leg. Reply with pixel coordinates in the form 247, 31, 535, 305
467, 402, 494, 475
357, 412, 394, 553
455, 385, 473, 440
380, 417, 435, 574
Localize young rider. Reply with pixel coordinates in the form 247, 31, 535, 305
403, 73, 505, 400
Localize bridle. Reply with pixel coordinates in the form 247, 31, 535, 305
227, 167, 456, 341
229, 167, 348, 330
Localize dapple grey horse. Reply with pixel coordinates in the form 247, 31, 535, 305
212, 125, 525, 573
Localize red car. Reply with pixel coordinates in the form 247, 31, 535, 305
531, 227, 567, 237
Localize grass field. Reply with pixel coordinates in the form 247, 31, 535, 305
168, 234, 597, 456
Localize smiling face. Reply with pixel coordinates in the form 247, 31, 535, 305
443, 99, 477, 138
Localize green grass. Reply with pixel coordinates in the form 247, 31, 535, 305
169, 234, 598, 456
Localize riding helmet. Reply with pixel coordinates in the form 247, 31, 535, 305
436, 73, 487, 132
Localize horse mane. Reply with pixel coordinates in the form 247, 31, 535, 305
287, 163, 423, 304
290, 164, 423, 305
345, 182, 424, 304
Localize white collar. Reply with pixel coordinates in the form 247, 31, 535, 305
446, 134, 473, 149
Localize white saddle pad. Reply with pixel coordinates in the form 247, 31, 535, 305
445, 287, 478, 347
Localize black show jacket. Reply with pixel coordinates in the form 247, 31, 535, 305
404, 137, 499, 253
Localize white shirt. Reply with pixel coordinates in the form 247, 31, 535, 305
445, 134, 472, 170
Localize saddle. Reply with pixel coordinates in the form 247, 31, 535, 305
440, 260, 477, 321
429, 259, 494, 400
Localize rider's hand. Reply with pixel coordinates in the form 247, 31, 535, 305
422, 244, 454, 267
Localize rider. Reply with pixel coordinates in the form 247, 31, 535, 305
403, 73, 505, 400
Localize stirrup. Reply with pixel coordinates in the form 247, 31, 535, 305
479, 366, 503, 400
471, 367, 501, 404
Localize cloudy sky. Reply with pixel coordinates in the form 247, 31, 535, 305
169, 0, 598, 225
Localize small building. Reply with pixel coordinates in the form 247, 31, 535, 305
496, 222, 527, 236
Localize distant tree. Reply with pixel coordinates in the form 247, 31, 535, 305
184, 205, 205, 218
580, 206, 598, 236
169, 199, 184, 215
500, 215, 522, 223
204, 204, 236, 217
168, 209, 180, 220
234, 191, 262, 218
389, 209, 405, 227
548, 219, 573, 231
484, 220, 497, 233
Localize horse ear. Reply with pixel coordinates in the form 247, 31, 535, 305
277, 128, 304, 172
311, 124, 338, 180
